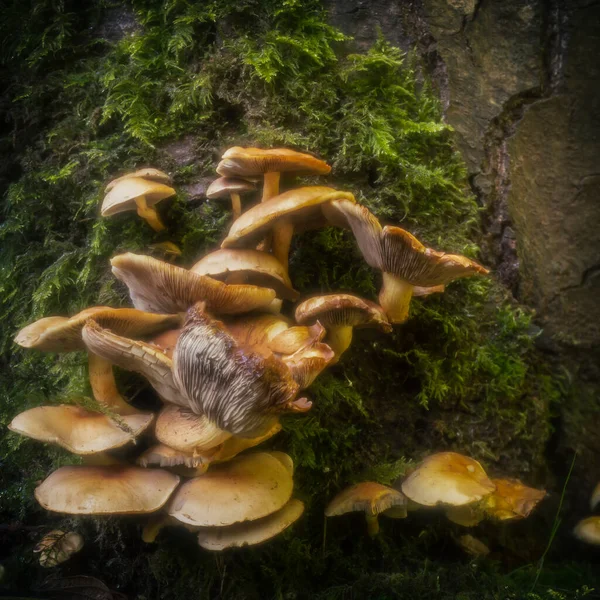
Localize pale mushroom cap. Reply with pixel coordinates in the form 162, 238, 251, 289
295, 294, 392, 333
221, 187, 355, 249
111, 253, 276, 315
35, 466, 180, 515
155, 404, 232, 454
34, 530, 84, 567
401, 452, 496, 507
217, 147, 331, 177
325, 482, 407, 517
574, 516, 600, 545
168, 452, 294, 527
105, 168, 172, 192
191, 249, 298, 300
483, 478, 546, 521
9, 405, 153, 454
101, 177, 175, 216
197, 499, 305, 551
206, 177, 256, 199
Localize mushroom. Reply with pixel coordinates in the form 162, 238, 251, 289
482, 478, 546, 521
445, 503, 486, 527
295, 294, 391, 364
574, 517, 600, 545
111, 253, 276, 315
221, 186, 355, 272
34, 530, 84, 567
137, 443, 212, 470
172, 304, 303, 437
401, 452, 495, 507
216, 147, 331, 203
191, 248, 299, 301
206, 177, 256, 219
197, 498, 305, 550
267, 322, 326, 355
35, 466, 180, 515
101, 177, 176, 232
223, 313, 291, 350
168, 452, 294, 527
325, 482, 407, 537
591, 482, 600, 511
9, 405, 153, 454
322, 199, 489, 323
105, 168, 172, 192
281, 342, 335, 389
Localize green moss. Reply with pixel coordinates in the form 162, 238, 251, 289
0, 0, 593, 598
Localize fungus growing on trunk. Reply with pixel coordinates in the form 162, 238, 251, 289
206, 177, 256, 219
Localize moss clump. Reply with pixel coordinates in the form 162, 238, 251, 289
0, 0, 593, 598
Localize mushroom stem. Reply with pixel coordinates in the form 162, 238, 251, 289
378, 272, 414, 324
325, 326, 353, 364
271, 221, 294, 273
142, 514, 169, 543
135, 195, 166, 232
365, 514, 380, 537
262, 172, 281, 202
88, 353, 139, 416
230, 192, 242, 220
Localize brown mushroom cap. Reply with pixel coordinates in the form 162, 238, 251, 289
9, 405, 153, 454
206, 177, 256, 199
574, 516, 600, 545
325, 482, 407, 518
216, 147, 331, 178
223, 314, 291, 350
35, 466, 180, 515
101, 177, 175, 217
197, 498, 305, 551
482, 478, 546, 521
111, 253, 276, 315
105, 168, 172, 192
191, 249, 299, 300
401, 452, 495, 507
168, 452, 294, 527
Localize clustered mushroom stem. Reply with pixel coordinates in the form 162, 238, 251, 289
365, 514, 380, 537
135, 195, 166, 232
230, 193, 242, 220
271, 221, 295, 274
262, 171, 281, 203
379, 272, 414, 324
87, 353, 138, 416
325, 326, 353, 364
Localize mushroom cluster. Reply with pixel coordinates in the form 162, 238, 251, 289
11, 147, 490, 553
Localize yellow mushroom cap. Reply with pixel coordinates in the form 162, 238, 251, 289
213, 420, 282, 463
221, 187, 355, 249
216, 147, 331, 177
9, 405, 153, 454
101, 177, 175, 217
111, 253, 276, 315
206, 177, 256, 199
325, 482, 407, 517
34, 530, 84, 567
191, 249, 299, 300
197, 498, 305, 551
282, 342, 334, 389
224, 313, 291, 350
574, 516, 600, 545
168, 451, 294, 527
401, 452, 496, 507
105, 168, 172, 192
482, 478, 546, 521
35, 466, 180, 515
268, 322, 326, 355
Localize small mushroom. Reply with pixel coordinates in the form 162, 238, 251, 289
216, 147, 331, 203
9, 405, 153, 454
325, 482, 407, 537
401, 452, 495, 507
35, 466, 180, 515
111, 253, 276, 315
101, 177, 176, 232
574, 516, 600, 545
168, 452, 294, 527
221, 186, 355, 273
197, 498, 305, 551
206, 177, 256, 219
295, 294, 391, 364
192, 248, 299, 300
105, 168, 172, 192
34, 530, 84, 567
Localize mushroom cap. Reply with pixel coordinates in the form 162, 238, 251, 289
168, 452, 294, 527
172, 305, 299, 437
155, 404, 232, 454
574, 516, 600, 545
224, 314, 291, 350
216, 147, 331, 178
282, 342, 334, 389
137, 444, 215, 469
101, 177, 175, 216
482, 478, 546, 521
206, 177, 256, 199
9, 405, 153, 454
191, 249, 299, 301
35, 466, 180, 515
401, 452, 495, 507
34, 530, 84, 567
105, 168, 172, 192
325, 482, 407, 517
197, 498, 305, 551
111, 253, 276, 315
221, 187, 355, 249
268, 322, 326, 355
14, 307, 180, 353
295, 294, 392, 333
